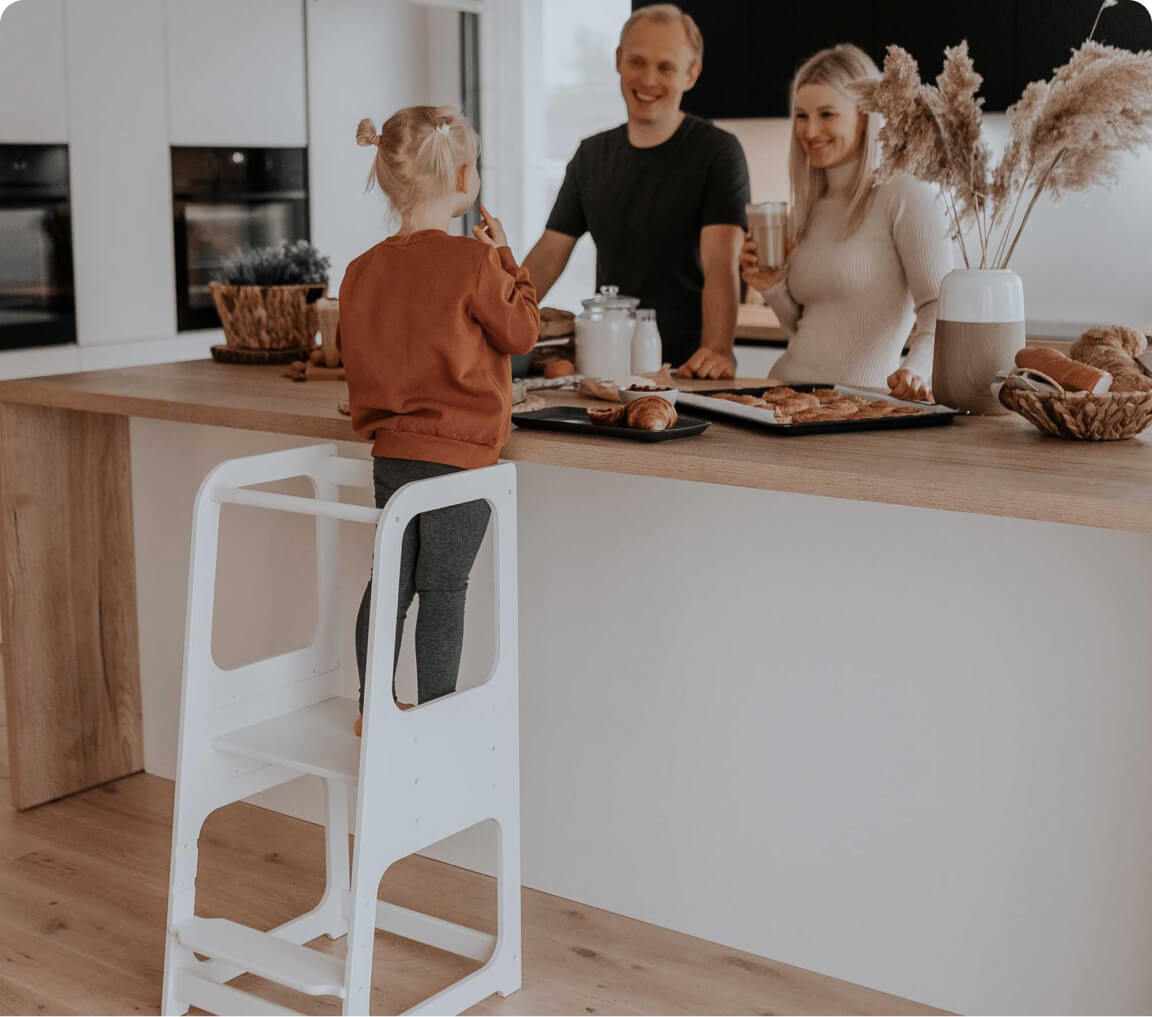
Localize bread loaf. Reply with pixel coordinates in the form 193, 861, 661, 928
1014, 348, 1112, 394
1069, 325, 1152, 393
625, 396, 678, 431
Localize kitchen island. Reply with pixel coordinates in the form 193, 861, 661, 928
2, 359, 1152, 1013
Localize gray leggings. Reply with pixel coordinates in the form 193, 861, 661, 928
355, 457, 491, 708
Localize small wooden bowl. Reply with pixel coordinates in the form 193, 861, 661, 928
999, 376, 1152, 440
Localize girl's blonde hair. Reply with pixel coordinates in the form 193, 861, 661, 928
356, 105, 479, 225
788, 44, 882, 243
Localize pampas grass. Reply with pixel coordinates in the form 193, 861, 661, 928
854, 37, 1152, 269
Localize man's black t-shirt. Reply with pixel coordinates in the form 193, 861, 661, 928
545, 114, 750, 367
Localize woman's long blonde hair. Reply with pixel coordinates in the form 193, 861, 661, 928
788, 44, 882, 243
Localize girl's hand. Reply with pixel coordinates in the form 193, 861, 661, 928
887, 368, 933, 402
740, 235, 789, 293
472, 204, 508, 248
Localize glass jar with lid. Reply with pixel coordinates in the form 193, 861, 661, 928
575, 284, 639, 379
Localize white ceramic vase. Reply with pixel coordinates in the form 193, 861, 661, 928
932, 269, 1026, 415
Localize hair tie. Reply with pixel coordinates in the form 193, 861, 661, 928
436, 122, 451, 135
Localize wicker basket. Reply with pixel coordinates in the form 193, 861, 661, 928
999, 376, 1152, 440
210, 282, 326, 350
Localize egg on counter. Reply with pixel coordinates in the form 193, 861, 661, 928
544, 359, 575, 378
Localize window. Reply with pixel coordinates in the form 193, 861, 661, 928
529, 0, 629, 312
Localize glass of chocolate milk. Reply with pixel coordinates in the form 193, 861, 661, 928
746, 201, 789, 269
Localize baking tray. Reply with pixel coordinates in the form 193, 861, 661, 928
676, 384, 958, 436
511, 406, 710, 442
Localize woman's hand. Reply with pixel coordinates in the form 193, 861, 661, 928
472, 204, 508, 248
887, 368, 933, 402
740, 235, 789, 293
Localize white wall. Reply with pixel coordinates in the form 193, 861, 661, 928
306, 0, 432, 292
721, 116, 1152, 335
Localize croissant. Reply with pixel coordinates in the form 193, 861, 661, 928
587, 405, 627, 426
1069, 325, 1152, 393
625, 396, 678, 431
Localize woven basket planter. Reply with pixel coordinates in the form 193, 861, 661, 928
999, 376, 1152, 440
210, 282, 326, 351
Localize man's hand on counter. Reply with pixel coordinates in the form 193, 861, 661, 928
676, 347, 736, 380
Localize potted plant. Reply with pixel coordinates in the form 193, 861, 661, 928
855, 31, 1152, 413
210, 240, 331, 361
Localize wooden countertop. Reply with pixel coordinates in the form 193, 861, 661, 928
1, 359, 1151, 533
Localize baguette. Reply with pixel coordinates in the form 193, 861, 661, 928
1014, 348, 1112, 394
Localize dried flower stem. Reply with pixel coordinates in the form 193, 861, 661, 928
942, 187, 970, 267
1088, 0, 1118, 42
992, 162, 1033, 267
1003, 150, 1065, 268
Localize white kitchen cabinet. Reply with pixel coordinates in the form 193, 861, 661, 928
66, 0, 176, 345
0, 0, 68, 142
166, 0, 307, 147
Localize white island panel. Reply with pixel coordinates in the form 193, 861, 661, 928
129, 418, 1152, 1016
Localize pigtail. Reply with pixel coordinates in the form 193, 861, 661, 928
356, 118, 381, 148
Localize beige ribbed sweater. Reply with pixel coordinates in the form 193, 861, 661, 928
765, 161, 954, 386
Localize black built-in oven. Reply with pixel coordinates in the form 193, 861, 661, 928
0, 144, 75, 349
171, 147, 309, 331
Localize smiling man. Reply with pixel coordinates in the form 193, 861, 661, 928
523, 3, 750, 379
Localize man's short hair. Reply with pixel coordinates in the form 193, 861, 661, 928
619, 4, 703, 65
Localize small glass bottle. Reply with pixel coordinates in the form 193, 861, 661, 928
631, 308, 662, 374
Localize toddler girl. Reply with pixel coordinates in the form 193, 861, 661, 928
340, 105, 539, 731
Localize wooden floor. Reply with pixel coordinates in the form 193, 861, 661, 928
0, 693, 947, 1016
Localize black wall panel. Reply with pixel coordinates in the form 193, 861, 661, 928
631, 0, 1152, 117
873, 0, 1016, 111
1015, 0, 1152, 95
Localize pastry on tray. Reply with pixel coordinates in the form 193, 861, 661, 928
704, 387, 924, 424
586, 396, 678, 431
625, 396, 678, 431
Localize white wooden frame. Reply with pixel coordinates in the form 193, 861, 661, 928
161, 444, 521, 1016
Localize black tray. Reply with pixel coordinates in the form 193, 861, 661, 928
511, 406, 710, 442
677, 385, 958, 436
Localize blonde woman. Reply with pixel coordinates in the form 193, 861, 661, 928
742, 45, 953, 401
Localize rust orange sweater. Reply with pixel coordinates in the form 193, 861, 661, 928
339, 230, 540, 468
